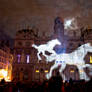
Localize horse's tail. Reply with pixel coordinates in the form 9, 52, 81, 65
32, 44, 38, 49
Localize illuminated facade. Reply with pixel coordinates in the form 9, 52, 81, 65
0, 44, 13, 81
13, 17, 92, 82
13, 29, 53, 82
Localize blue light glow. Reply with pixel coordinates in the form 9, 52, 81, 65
17, 54, 21, 63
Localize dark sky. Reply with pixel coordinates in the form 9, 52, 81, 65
0, 0, 92, 38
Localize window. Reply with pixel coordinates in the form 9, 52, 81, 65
17, 54, 21, 63
24, 71, 28, 80
18, 41, 22, 46
26, 55, 30, 63
25, 42, 30, 47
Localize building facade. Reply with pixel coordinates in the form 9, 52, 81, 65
13, 17, 92, 82
13, 28, 53, 82
0, 42, 13, 81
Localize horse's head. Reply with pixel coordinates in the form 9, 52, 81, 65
84, 43, 91, 47
84, 43, 92, 50
78, 43, 92, 53
54, 39, 61, 45
78, 43, 91, 49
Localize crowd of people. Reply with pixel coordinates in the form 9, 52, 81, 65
0, 75, 92, 92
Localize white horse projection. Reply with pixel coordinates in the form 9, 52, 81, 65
32, 39, 61, 60
32, 38, 92, 81
45, 43, 92, 81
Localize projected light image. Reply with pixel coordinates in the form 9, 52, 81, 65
32, 39, 61, 60
32, 40, 92, 81
64, 17, 78, 30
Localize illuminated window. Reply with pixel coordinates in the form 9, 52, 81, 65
80, 70, 83, 73
44, 70, 48, 73
26, 55, 30, 63
90, 56, 92, 63
70, 70, 74, 73
0, 69, 8, 81
17, 54, 21, 63
35, 70, 39, 73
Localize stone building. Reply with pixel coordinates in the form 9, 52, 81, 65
0, 41, 13, 81
13, 17, 92, 82
12, 28, 53, 82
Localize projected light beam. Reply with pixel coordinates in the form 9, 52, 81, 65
32, 40, 92, 81
45, 43, 92, 81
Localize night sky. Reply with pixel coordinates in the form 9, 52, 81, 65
0, 0, 92, 38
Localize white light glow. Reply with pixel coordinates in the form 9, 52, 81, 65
32, 39, 61, 60
27, 55, 30, 63
0, 69, 7, 77
64, 18, 78, 30
0, 69, 11, 82
70, 70, 74, 73
32, 39, 92, 81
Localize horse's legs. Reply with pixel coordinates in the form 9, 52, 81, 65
77, 65, 90, 81
42, 51, 48, 59
37, 51, 42, 60
46, 63, 58, 79
83, 64, 92, 76
59, 64, 66, 81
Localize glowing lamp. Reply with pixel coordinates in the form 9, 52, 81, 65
70, 70, 74, 73
44, 70, 48, 73
36, 70, 39, 73
80, 70, 83, 73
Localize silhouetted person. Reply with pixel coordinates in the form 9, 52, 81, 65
0, 78, 5, 85
69, 78, 73, 86
85, 78, 92, 92
48, 72, 63, 92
